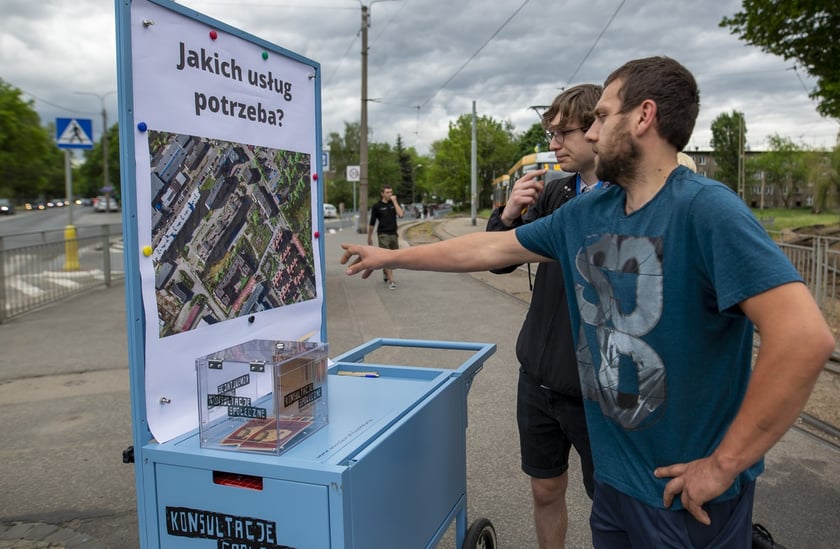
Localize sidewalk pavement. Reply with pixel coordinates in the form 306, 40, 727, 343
1, 216, 839, 548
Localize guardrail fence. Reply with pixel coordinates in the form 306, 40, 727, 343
0, 225, 124, 323
775, 232, 840, 329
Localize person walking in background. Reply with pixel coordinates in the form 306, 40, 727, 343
341, 56, 834, 547
367, 185, 404, 290
486, 84, 602, 548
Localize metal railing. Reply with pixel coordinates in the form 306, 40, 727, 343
0, 225, 124, 323
774, 232, 840, 328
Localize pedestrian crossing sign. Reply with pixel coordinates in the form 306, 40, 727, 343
56, 118, 94, 149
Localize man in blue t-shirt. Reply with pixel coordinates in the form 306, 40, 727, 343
341, 56, 834, 548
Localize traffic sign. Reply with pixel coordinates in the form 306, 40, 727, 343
347, 165, 360, 182
56, 118, 94, 149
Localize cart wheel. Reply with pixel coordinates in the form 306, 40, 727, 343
463, 517, 496, 549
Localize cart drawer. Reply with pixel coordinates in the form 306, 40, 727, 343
155, 464, 330, 548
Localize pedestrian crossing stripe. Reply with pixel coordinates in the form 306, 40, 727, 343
55, 117, 94, 149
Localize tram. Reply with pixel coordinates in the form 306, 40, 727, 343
490, 174, 510, 210
491, 151, 571, 208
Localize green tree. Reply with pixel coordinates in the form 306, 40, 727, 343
752, 134, 808, 208
325, 122, 360, 211
516, 122, 550, 160
367, 141, 401, 202
803, 138, 840, 213
0, 79, 64, 200
394, 135, 415, 203
40, 121, 65, 200
324, 123, 416, 214
79, 122, 120, 198
710, 110, 746, 191
428, 114, 518, 208
412, 159, 431, 206
721, 2, 840, 118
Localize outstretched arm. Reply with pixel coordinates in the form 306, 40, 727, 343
341, 230, 548, 279
655, 281, 834, 524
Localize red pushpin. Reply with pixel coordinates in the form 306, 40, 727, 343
209, 30, 218, 40
314, 231, 320, 238
312, 173, 318, 180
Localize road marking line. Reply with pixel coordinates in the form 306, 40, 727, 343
43, 277, 81, 289
10, 277, 44, 297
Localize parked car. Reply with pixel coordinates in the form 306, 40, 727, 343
323, 203, 338, 218
0, 198, 15, 215
0, 198, 14, 215
94, 195, 120, 212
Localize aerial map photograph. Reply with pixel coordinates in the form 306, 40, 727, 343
147, 130, 316, 337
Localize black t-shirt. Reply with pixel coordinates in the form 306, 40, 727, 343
485, 173, 582, 397
369, 200, 399, 234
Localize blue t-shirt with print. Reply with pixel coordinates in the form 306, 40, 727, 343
515, 166, 802, 508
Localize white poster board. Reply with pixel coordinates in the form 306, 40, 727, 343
127, 0, 323, 442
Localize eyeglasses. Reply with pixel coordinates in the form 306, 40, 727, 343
545, 126, 587, 144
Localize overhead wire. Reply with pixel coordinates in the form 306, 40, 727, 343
565, 0, 626, 85
190, 1, 359, 89
406, 0, 532, 149
326, 2, 407, 102
323, 34, 360, 88
368, 0, 407, 47
14, 86, 99, 116
791, 65, 813, 95
417, 0, 531, 110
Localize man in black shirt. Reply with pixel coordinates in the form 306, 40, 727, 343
486, 84, 602, 548
367, 185, 404, 290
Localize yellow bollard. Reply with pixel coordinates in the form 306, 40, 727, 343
64, 225, 80, 271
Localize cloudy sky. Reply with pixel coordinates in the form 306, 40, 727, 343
3, 0, 838, 157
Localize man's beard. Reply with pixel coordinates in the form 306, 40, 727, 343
595, 119, 640, 187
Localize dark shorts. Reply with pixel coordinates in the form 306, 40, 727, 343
377, 233, 399, 250
590, 479, 755, 548
516, 370, 594, 497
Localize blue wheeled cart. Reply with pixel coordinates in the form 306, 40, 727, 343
140, 338, 497, 548
115, 2, 498, 547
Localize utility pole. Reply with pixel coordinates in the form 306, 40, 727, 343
412, 163, 422, 206
470, 101, 477, 226
358, 4, 370, 233
357, 1, 395, 232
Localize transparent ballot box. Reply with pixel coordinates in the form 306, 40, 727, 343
196, 339, 328, 455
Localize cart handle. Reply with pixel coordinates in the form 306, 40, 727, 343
331, 338, 496, 380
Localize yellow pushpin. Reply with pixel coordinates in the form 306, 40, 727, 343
142, 245, 153, 257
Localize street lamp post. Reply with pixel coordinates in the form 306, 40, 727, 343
75, 90, 116, 206
412, 163, 422, 205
